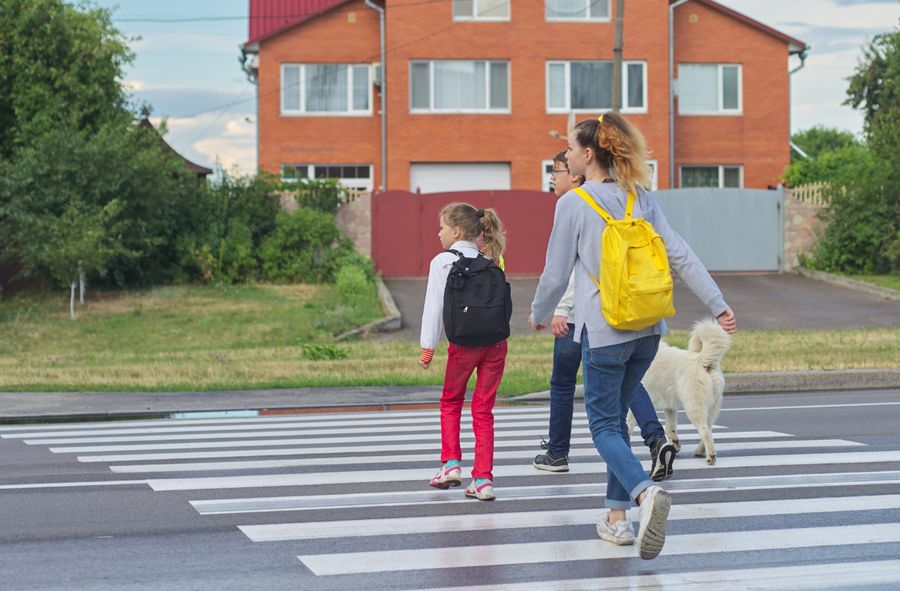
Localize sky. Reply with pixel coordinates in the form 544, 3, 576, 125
89, 0, 900, 176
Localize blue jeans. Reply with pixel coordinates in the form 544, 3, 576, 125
546, 323, 665, 456
581, 327, 659, 509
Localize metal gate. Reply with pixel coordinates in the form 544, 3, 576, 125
371, 187, 785, 276
653, 187, 784, 272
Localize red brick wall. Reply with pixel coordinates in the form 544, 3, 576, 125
385, 0, 671, 191
254, 0, 794, 191
674, 2, 791, 188
256, 0, 382, 187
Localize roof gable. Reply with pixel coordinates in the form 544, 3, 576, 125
244, 0, 353, 47
680, 0, 808, 53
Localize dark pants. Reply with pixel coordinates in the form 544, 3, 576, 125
546, 323, 665, 456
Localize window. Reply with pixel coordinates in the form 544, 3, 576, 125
546, 0, 609, 21
542, 160, 555, 192
646, 160, 658, 191
410, 61, 510, 112
546, 61, 646, 112
280, 164, 373, 191
453, 0, 509, 20
680, 165, 742, 188
281, 64, 371, 115
678, 64, 742, 114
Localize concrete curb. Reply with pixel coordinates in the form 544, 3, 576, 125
795, 268, 900, 303
336, 277, 402, 341
511, 368, 900, 401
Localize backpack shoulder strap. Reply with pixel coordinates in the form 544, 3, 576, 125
624, 192, 635, 221
574, 187, 614, 223
446, 249, 464, 258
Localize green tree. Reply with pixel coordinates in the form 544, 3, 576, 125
845, 25, 900, 162
790, 126, 859, 164
0, 0, 133, 158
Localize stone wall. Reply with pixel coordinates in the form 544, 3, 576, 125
783, 184, 826, 272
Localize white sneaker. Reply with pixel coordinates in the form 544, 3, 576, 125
595, 512, 635, 546
464, 479, 495, 501
429, 462, 462, 489
637, 485, 672, 560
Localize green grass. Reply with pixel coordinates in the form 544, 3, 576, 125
846, 274, 900, 292
0, 281, 897, 394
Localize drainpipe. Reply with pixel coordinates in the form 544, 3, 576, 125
669, 0, 689, 189
365, 0, 387, 191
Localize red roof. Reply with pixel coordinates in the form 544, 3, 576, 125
244, 0, 351, 47
676, 0, 808, 53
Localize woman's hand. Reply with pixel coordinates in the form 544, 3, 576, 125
716, 308, 736, 334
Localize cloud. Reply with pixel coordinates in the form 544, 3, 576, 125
128, 87, 254, 119
149, 112, 256, 176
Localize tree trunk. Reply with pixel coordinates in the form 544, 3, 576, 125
79, 271, 85, 304
70, 281, 76, 320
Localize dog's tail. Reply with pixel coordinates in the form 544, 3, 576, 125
688, 318, 732, 371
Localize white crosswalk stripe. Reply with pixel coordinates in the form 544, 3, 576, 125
3, 404, 900, 590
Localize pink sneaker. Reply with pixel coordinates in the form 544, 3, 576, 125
464, 479, 495, 501
430, 462, 462, 489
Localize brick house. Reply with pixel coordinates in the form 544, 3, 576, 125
240, 0, 808, 193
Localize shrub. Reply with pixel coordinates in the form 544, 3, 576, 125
301, 343, 349, 360
259, 207, 354, 283
335, 264, 375, 302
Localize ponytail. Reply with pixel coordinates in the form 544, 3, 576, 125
479, 208, 506, 263
440, 203, 506, 263
574, 112, 652, 194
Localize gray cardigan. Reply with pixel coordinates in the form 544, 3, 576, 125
531, 180, 729, 348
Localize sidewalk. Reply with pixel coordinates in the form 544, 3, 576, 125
2, 368, 898, 421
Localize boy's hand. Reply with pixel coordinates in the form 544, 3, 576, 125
551, 315, 569, 338
418, 348, 434, 369
716, 308, 737, 334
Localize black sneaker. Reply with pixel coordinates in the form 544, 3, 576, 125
533, 450, 569, 472
649, 438, 677, 482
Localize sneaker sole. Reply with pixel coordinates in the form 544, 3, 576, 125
638, 489, 672, 560
596, 527, 634, 546
465, 492, 495, 501
651, 446, 677, 482
532, 461, 569, 473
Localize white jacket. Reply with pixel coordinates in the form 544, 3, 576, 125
420, 240, 480, 350
554, 271, 576, 321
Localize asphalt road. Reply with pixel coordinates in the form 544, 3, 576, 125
2, 389, 900, 590
383, 273, 900, 340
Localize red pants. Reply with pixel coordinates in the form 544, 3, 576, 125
440, 340, 507, 480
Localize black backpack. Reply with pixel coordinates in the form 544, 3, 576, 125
442, 249, 512, 347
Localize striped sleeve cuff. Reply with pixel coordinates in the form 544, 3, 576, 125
419, 348, 435, 365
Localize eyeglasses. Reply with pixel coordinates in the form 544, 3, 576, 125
549, 168, 569, 178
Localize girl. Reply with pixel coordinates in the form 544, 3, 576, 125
419, 202, 508, 501
530, 114, 737, 559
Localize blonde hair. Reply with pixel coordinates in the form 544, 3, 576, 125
573, 112, 652, 194
440, 202, 506, 263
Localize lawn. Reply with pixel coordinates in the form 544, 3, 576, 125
846, 274, 900, 292
0, 285, 897, 394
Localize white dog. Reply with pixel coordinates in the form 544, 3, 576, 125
630, 319, 732, 465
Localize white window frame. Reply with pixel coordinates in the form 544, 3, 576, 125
280, 164, 373, 191
409, 60, 511, 114
280, 64, 372, 117
646, 160, 658, 191
546, 60, 647, 114
452, 0, 511, 21
545, 0, 611, 22
679, 165, 743, 189
542, 160, 555, 192
677, 63, 743, 116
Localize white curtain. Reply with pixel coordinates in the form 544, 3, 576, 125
282, 65, 300, 111
547, 0, 586, 18
306, 64, 348, 112
679, 64, 718, 113
434, 61, 486, 110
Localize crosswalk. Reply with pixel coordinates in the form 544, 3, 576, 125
3, 403, 900, 589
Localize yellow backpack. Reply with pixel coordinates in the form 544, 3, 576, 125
574, 187, 675, 330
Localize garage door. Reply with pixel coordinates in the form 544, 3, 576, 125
409, 163, 511, 193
